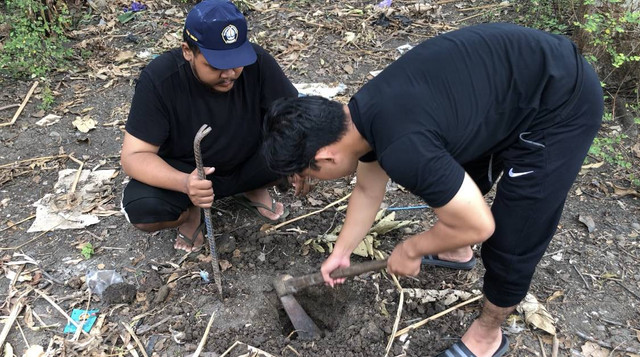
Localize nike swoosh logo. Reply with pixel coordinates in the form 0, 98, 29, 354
508, 168, 534, 178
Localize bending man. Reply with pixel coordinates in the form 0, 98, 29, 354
262, 23, 602, 356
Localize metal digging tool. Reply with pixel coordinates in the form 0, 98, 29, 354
193, 124, 223, 297
273, 259, 388, 340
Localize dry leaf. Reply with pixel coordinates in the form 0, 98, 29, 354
72, 116, 97, 133
581, 161, 604, 169
23, 345, 45, 357
578, 215, 596, 233
580, 341, 609, 356
23, 305, 35, 328
632, 143, 640, 159
35, 114, 61, 126
611, 184, 640, 198
343, 31, 356, 43
232, 249, 241, 258
307, 197, 323, 206
517, 293, 556, 335
343, 64, 354, 74
546, 290, 564, 303
219, 260, 232, 271
115, 51, 135, 62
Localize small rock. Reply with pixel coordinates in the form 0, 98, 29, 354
631, 222, 640, 230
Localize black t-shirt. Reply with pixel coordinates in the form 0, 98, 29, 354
126, 44, 297, 175
349, 23, 585, 207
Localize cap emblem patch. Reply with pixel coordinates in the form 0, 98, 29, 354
221, 24, 239, 44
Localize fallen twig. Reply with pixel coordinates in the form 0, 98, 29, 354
192, 312, 216, 357
572, 265, 590, 289
552, 334, 559, 357
33, 288, 89, 336
538, 335, 547, 357
0, 299, 25, 348
0, 104, 20, 111
0, 81, 39, 127
0, 222, 62, 251
0, 214, 36, 232
384, 274, 404, 357
394, 295, 483, 337
458, 2, 511, 12
265, 193, 351, 233
576, 330, 640, 354
220, 341, 276, 357
0, 154, 69, 169
614, 280, 640, 301
122, 322, 149, 357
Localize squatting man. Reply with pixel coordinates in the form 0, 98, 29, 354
262, 23, 603, 356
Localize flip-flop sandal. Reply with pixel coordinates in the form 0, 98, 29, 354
422, 254, 477, 270
232, 194, 290, 224
436, 332, 509, 357
175, 222, 206, 253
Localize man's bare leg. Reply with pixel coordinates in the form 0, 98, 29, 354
460, 299, 514, 356
134, 205, 204, 252
243, 187, 285, 221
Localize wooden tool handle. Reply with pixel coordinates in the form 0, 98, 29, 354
330, 259, 388, 279
277, 259, 388, 296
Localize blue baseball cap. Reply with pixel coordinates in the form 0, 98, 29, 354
184, 0, 257, 69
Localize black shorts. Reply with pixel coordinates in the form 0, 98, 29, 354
121, 150, 281, 224
464, 59, 603, 307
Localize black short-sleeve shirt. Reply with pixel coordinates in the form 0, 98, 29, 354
349, 23, 585, 207
126, 44, 297, 175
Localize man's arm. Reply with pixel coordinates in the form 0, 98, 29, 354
120, 131, 215, 207
387, 172, 495, 276
321, 160, 389, 285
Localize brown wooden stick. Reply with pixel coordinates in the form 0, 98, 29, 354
458, 3, 511, 11
394, 295, 483, 337
0, 104, 20, 111
192, 312, 216, 357
121, 322, 149, 357
0, 154, 69, 169
0, 214, 36, 232
33, 288, 89, 336
0, 81, 39, 127
265, 193, 352, 233
0, 299, 24, 348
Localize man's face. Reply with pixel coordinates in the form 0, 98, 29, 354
182, 44, 243, 92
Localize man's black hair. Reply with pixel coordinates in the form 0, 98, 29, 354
262, 96, 348, 175
182, 29, 200, 55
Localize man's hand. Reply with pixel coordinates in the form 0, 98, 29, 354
387, 241, 422, 277
186, 167, 215, 208
321, 252, 351, 287
288, 173, 315, 197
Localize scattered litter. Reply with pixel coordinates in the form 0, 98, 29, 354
86, 269, 123, 296
376, 0, 392, 8
199, 270, 210, 283
294, 82, 347, 99
35, 114, 61, 126
63, 309, 99, 334
124, 1, 146, 12
28, 169, 117, 232
396, 44, 414, 55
